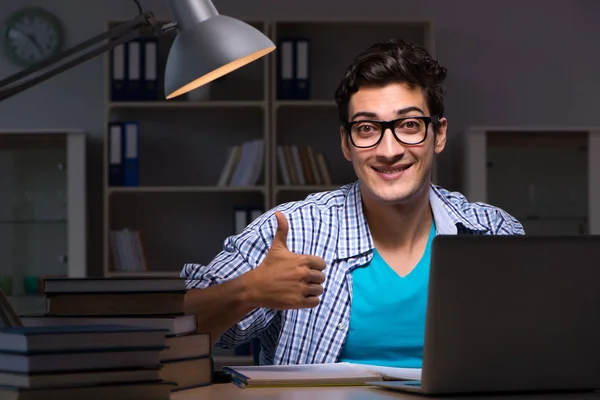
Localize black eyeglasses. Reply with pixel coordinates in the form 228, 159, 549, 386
343, 115, 439, 148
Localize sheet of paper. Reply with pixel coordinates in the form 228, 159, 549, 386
223, 362, 422, 385
351, 363, 422, 381
224, 362, 383, 382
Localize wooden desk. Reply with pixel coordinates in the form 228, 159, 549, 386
172, 384, 600, 400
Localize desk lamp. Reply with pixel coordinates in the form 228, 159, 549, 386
0, 0, 276, 101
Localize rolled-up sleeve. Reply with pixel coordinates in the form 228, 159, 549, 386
180, 212, 280, 348
492, 209, 525, 235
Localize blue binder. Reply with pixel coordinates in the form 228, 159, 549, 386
294, 38, 310, 99
109, 44, 127, 101
122, 121, 140, 186
277, 37, 311, 100
108, 122, 123, 186
126, 40, 143, 101
277, 38, 295, 99
141, 37, 159, 101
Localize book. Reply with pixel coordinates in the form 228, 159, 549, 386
160, 355, 212, 391
0, 346, 163, 374
0, 380, 175, 400
0, 324, 167, 353
45, 292, 185, 316
20, 313, 196, 336
0, 367, 160, 389
0, 288, 179, 398
222, 362, 422, 388
161, 333, 210, 362
43, 277, 186, 293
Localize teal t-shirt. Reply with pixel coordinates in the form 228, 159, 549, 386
338, 221, 436, 368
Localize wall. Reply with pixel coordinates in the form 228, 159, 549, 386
0, 0, 598, 276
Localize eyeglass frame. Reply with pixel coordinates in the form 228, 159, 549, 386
343, 115, 440, 148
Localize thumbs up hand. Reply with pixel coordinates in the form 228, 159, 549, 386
245, 211, 326, 310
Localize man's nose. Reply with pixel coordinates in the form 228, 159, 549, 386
375, 128, 405, 158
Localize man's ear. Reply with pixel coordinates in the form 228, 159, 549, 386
340, 127, 352, 161
434, 117, 448, 154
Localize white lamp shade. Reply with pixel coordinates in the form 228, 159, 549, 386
164, 14, 275, 100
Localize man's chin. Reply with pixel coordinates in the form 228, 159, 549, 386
378, 193, 414, 205
368, 185, 416, 205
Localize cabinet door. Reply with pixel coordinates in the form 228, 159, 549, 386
486, 132, 588, 235
0, 133, 72, 313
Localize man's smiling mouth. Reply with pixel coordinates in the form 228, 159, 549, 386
372, 164, 412, 174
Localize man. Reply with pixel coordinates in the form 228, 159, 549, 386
182, 38, 524, 368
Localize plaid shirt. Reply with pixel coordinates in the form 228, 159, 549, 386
182, 181, 524, 365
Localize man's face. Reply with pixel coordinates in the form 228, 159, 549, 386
340, 82, 447, 206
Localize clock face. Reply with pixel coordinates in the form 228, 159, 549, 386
1, 8, 64, 67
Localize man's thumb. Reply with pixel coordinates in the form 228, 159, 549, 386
272, 211, 289, 248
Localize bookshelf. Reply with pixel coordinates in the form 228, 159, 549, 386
102, 18, 435, 277
0, 129, 87, 315
103, 19, 270, 277
463, 126, 600, 235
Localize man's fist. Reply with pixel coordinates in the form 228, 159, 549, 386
245, 211, 326, 310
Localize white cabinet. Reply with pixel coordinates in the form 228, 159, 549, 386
463, 126, 600, 235
0, 130, 86, 314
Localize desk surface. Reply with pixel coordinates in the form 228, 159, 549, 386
171, 384, 600, 400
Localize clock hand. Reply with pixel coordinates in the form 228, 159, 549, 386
10, 27, 44, 57
22, 32, 44, 57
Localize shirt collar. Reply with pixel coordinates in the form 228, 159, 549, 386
336, 181, 373, 261
429, 185, 490, 234
336, 182, 489, 261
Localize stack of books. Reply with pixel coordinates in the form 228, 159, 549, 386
18, 277, 212, 392
0, 323, 174, 399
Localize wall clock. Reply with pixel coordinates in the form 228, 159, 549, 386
1, 7, 65, 68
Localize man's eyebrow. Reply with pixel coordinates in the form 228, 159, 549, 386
350, 106, 425, 121
396, 106, 425, 116
350, 111, 377, 120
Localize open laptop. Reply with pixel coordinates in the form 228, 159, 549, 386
369, 235, 600, 395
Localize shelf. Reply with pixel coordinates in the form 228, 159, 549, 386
0, 133, 66, 150
106, 271, 182, 277
0, 218, 67, 224
275, 100, 336, 108
108, 101, 267, 109
8, 295, 46, 315
275, 106, 355, 187
107, 191, 266, 273
7, 295, 45, 301
106, 107, 266, 188
107, 186, 267, 194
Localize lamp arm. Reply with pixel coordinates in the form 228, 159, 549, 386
0, 12, 163, 102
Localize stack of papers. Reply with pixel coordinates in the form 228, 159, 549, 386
222, 362, 422, 388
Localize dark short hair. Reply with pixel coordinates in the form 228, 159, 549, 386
334, 38, 447, 130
